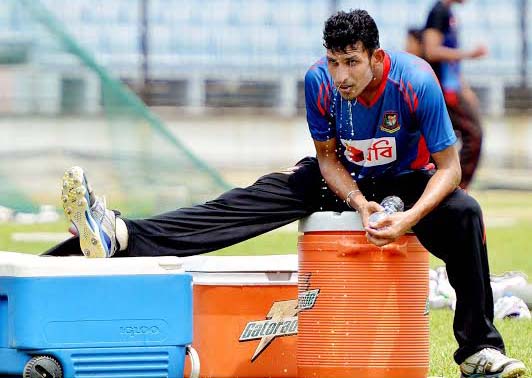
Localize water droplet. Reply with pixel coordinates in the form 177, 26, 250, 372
347, 98, 358, 137
339, 96, 343, 126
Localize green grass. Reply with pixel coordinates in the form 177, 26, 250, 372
0, 220, 70, 255
429, 310, 532, 377
0, 189, 531, 376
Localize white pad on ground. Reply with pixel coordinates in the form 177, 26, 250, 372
11, 232, 71, 243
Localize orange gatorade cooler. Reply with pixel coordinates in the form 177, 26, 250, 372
182, 255, 298, 378
297, 212, 430, 378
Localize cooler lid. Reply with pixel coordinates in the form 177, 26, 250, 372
182, 254, 297, 273
181, 255, 298, 285
298, 211, 364, 232
0, 251, 184, 277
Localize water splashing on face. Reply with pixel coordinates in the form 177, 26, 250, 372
347, 99, 357, 138
329, 86, 338, 134
332, 86, 338, 114
347, 100, 353, 137
339, 95, 343, 126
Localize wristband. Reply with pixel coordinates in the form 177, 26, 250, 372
345, 189, 361, 209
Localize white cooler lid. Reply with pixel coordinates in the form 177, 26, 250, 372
182, 254, 297, 272
0, 251, 184, 277
298, 211, 364, 232
181, 255, 298, 285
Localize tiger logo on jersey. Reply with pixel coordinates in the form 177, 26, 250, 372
381, 111, 401, 133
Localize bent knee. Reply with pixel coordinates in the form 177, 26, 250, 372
447, 190, 482, 219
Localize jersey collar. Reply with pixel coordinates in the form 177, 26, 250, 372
357, 52, 391, 107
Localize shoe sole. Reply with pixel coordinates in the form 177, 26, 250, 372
502, 367, 527, 378
62, 167, 107, 258
461, 366, 527, 378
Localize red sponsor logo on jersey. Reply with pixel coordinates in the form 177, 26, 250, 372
342, 137, 397, 167
345, 145, 365, 162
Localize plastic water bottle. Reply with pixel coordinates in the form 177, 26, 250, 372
368, 196, 404, 224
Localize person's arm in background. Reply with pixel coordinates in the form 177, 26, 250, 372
423, 28, 487, 62
423, 1, 487, 63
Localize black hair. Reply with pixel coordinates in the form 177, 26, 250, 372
323, 9, 380, 54
407, 27, 424, 43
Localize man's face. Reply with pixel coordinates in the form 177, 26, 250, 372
326, 42, 374, 100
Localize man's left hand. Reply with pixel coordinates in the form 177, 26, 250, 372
364, 211, 415, 247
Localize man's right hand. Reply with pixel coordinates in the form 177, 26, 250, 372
357, 201, 384, 229
469, 45, 488, 59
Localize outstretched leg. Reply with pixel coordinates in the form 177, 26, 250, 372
45, 157, 325, 257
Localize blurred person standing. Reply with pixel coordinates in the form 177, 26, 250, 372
423, 0, 487, 189
405, 27, 424, 57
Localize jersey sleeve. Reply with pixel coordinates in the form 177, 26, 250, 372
425, 4, 448, 33
415, 72, 457, 153
304, 66, 335, 141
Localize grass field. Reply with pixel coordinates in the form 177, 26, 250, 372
0, 189, 531, 377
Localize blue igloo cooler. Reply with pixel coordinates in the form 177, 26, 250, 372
0, 251, 197, 378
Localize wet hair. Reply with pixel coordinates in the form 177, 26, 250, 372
323, 9, 380, 55
407, 27, 423, 43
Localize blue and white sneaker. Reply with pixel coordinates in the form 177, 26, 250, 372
460, 348, 526, 378
61, 166, 117, 258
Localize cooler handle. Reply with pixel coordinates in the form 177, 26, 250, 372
337, 239, 408, 257
186, 345, 200, 378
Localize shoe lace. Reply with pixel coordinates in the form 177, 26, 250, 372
90, 196, 108, 222
89, 196, 118, 255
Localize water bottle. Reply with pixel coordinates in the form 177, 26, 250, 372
368, 196, 404, 225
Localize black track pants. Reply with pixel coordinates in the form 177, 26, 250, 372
45, 156, 504, 363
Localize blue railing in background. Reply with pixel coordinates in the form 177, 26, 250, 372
1, 0, 528, 78
0, 0, 529, 115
